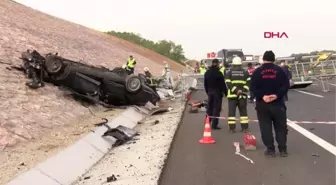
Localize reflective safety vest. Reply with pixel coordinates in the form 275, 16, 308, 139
199, 67, 206, 74
127, 58, 136, 69
225, 68, 250, 99
220, 67, 225, 75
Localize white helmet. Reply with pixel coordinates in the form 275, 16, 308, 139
122, 64, 127, 69
232, 57, 242, 65
144, 67, 149, 72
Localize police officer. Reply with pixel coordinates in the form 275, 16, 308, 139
250, 50, 290, 157
225, 56, 250, 133
219, 63, 225, 75
280, 60, 292, 101
204, 59, 227, 129
126, 55, 136, 74
199, 63, 207, 74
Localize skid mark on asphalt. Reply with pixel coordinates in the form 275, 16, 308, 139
287, 119, 336, 156
294, 90, 324, 98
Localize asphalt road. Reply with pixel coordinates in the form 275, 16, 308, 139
159, 85, 336, 185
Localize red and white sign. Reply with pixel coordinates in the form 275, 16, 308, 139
207, 52, 216, 58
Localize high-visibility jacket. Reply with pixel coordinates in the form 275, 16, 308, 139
225, 67, 250, 99
127, 58, 136, 69
220, 67, 225, 75
199, 67, 207, 74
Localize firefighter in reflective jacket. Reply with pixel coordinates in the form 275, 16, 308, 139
199, 64, 207, 74
144, 67, 157, 91
126, 55, 136, 74
225, 56, 251, 133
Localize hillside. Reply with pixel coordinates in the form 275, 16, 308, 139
0, 0, 186, 148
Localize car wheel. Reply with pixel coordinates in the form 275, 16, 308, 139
45, 55, 64, 74
125, 75, 141, 93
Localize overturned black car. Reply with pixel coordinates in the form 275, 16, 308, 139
15, 50, 161, 107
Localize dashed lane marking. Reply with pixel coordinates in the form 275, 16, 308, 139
294, 90, 324, 98
287, 119, 336, 156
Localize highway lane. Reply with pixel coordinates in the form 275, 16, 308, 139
288, 85, 336, 146
159, 90, 336, 185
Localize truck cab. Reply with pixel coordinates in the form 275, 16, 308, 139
217, 49, 245, 65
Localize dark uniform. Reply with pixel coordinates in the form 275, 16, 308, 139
280, 61, 292, 101
204, 59, 227, 129
225, 65, 251, 132
251, 51, 290, 157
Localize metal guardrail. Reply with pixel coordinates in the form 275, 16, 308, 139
290, 60, 336, 92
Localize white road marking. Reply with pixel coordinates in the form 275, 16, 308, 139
287, 119, 336, 156
294, 90, 324, 98
328, 83, 336, 87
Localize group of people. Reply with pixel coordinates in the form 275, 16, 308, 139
204, 51, 290, 157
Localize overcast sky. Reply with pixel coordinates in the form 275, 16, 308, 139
15, 0, 336, 60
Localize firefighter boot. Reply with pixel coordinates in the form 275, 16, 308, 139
240, 117, 249, 133
228, 124, 236, 133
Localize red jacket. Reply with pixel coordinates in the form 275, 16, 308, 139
247, 67, 255, 75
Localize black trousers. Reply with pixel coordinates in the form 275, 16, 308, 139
228, 98, 248, 130
256, 102, 288, 151
206, 91, 222, 128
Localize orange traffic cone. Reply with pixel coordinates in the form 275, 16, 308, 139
199, 116, 216, 144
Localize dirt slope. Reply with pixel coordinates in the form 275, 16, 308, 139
0, 0, 185, 148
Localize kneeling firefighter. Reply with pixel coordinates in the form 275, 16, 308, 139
225, 56, 251, 133
144, 67, 157, 91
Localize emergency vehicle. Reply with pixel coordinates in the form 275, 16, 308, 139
217, 49, 246, 65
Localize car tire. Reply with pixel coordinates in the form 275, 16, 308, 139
45, 55, 64, 74
125, 74, 141, 93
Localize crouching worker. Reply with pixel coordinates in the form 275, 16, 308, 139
225, 56, 251, 133
204, 59, 227, 129
143, 67, 157, 91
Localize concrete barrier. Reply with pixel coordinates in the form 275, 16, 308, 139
6, 106, 147, 185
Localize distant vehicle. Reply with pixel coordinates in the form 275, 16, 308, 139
200, 58, 224, 67
217, 49, 245, 65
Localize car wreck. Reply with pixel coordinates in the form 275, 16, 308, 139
12, 50, 161, 107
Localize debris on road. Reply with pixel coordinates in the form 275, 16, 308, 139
73, 101, 185, 185
102, 125, 138, 147
106, 174, 118, 182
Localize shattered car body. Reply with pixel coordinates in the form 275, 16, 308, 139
17, 50, 161, 107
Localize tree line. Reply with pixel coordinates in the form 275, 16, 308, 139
106, 31, 187, 65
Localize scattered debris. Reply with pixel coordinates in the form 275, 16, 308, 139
94, 118, 108, 127
106, 174, 117, 182
312, 153, 320, 157
309, 128, 315, 131
83, 176, 91, 180
102, 125, 138, 147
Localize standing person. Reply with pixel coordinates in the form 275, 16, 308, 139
126, 55, 136, 74
225, 57, 251, 133
250, 50, 290, 157
199, 63, 207, 75
219, 63, 225, 75
204, 59, 227, 129
247, 63, 255, 103
280, 60, 292, 101
194, 62, 200, 73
